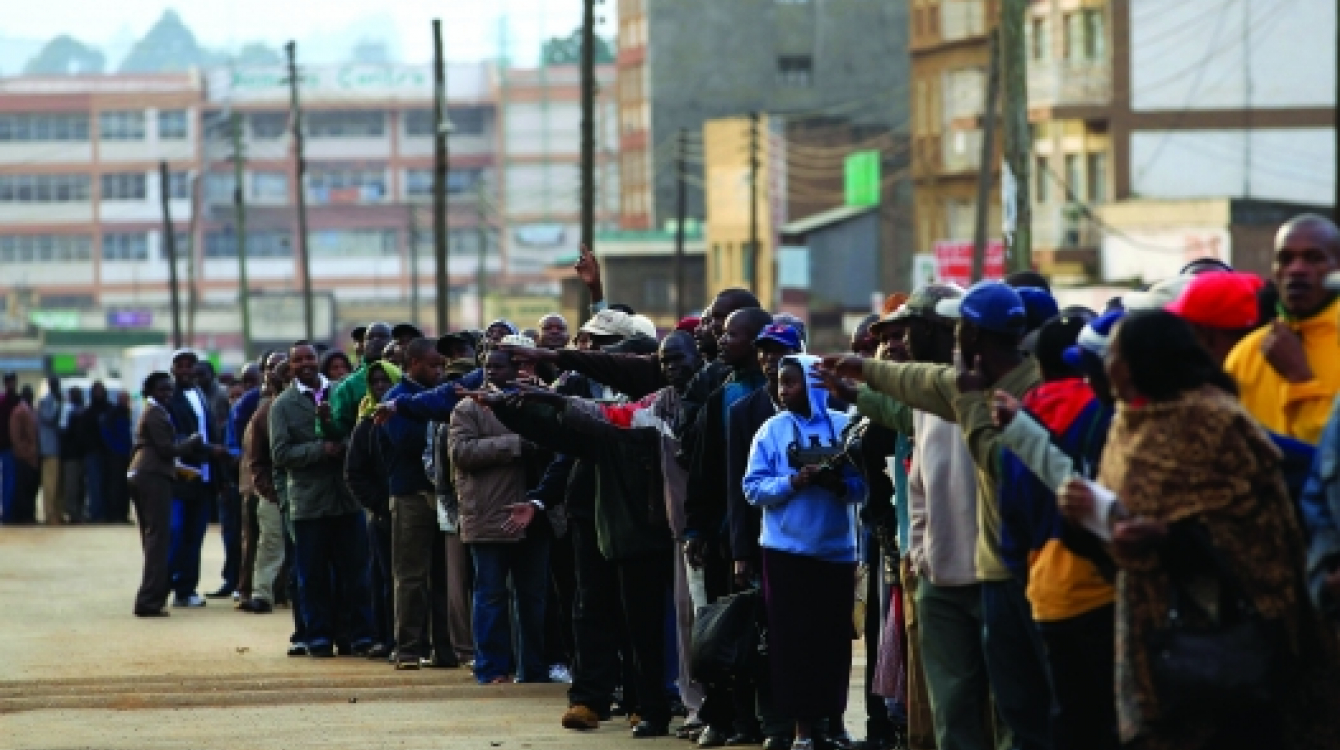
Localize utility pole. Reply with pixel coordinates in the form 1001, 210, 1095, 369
408, 204, 421, 327
747, 111, 760, 289
433, 19, 451, 335
285, 41, 314, 341
578, 0, 596, 313
159, 161, 183, 349
477, 182, 488, 328
674, 127, 688, 319
231, 113, 254, 359
972, 31, 1002, 283
1000, 0, 1032, 273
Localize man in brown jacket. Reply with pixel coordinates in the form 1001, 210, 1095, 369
449, 348, 550, 684
238, 354, 289, 615
8, 384, 39, 523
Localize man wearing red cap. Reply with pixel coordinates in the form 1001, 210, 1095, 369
1166, 271, 1265, 364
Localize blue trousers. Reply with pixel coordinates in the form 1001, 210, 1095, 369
0, 449, 15, 522
168, 485, 211, 599
981, 578, 1056, 750
471, 535, 550, 683
293, 512, 374, 649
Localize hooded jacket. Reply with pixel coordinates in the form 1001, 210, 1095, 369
345, 361, 401, 518
1225, 295, 1340, 445
743, 355, 865, 563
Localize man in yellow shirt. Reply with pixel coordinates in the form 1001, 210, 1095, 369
1224, 214, 1340, 444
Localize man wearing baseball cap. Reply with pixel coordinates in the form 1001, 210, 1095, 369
819, 280, 1053, 750
1165, 271, 1264, 364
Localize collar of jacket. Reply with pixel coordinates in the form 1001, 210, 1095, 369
1278, 294, 1340, 329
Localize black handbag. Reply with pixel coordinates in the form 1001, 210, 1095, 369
1147, 525, 1279, 716
690, 590, 763, 685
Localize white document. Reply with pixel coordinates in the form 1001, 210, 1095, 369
1077, 478, 1117, 542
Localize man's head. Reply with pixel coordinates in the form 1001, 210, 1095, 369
1062, 309, 1124, 404
484, 349, 520, 389
580, 309, 638, 349
694, 307, 719, 360
485, 320, 519, 350
719, 308, 773, 368
363, 322, 393, 362
703, 289, 762, 357
1005, 270, 1051, 294
391, 322, 424, 346
538, 314, 570, 350
437, 333, 476, 363
194, 361, 217, 391
1015, 287, 1059, 336
383, 342, 405, 368
658, 331, 703, 392
404, 338, 444, 387
850, 314, 880, 358
143, 372, 174, 404
1274, 214, 1340, 317
754, 323, 802, 389
20, 384, 34, 405
263, 353, 288, 394
239, 363, 260, 391
1166, 271, 1264, 364
351, 325, 368, 359
777, 358, 811, 418
46, 376, 61, 400
938, 281, 1027, 373
171, 350, 199, 388
367, 363, 397, 403
898, 284, 964, 364
1033, 316, 1087, 382
288, 342, 320, 389
68, 387, 84, 406
876, 320, 910, 362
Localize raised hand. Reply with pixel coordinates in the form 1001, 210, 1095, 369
572, 243, 604, 303
812, 366, 859, 405
1262, 321, 1314, 384
991, 390, 1021, 428
956, 355, 988, 394
814, 355, 866, 382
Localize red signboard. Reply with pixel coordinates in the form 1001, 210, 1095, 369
933, 240, 1005, 288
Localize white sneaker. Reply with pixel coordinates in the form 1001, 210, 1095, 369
173, 594, 206, 608
548, 664, 573, 683
232, 591, 241, 602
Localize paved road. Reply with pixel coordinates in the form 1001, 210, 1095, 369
0, 525, 869, 749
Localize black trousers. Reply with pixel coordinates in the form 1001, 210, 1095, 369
864, 536, 898, 742
130, 472, 173, 613
615, 551, 674, 726
1038, 604, 1118, 750
102, 452, 130, 523
698, 540, 739, 733
10, 458, 39, 524
568, 516, 631, 714
545, 530, 577, 667
428, 529, 453, 659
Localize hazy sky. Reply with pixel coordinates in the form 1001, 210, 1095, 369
1, 0, 613, 66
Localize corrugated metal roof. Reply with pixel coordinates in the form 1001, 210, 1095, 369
780, 204, 876, 236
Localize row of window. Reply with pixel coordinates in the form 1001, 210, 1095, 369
1035, 152, 1108, 204
1030, 9, 1106, 63
0, 111, 188, 143
0, 172, 192, 202
247, 107, 489, 141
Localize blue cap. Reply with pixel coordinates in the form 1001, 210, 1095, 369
1062, 309, 1125, 368
934, 281, 1027, 336
754, 324, 802, 352
1016, 286, 1059, 332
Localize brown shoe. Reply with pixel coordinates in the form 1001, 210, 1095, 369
562, 705, 601, 731
395, 654, 421, 670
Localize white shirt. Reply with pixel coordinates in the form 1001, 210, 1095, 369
183, 387, 211, 483
295, 374, 331, 402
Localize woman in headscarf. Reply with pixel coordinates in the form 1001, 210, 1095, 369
1061, 310, 1340, 750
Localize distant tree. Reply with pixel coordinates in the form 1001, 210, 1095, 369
351, 39, 390, 64
540, 29, 615, 66
118, 10, 205, 72
23, 35, 106, 75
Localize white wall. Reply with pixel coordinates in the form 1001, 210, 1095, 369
1130, 0, 1336, 111
1130, 128, 1334, 204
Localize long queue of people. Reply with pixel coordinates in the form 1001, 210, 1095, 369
119, 214, 1340, 750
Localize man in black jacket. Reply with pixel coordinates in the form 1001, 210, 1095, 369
165, 349, 229, 608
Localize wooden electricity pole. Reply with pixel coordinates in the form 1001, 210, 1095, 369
674, 128, 688, 319
159, 161, 183, 349
1000, 0, 1032, 273
285, 41, 314, 341
433, 19, 451, 334
579, 0, 597, 314
972, 31, 1001, 283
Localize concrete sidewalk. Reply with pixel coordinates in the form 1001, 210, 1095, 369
0, 525, 870, 749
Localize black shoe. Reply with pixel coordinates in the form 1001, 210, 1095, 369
309, 644, 336, 658
698, 728, 730, 748
237, 598, 273, 614
670, 699, 689, 718
421, 651, 461, 668
133, 608, 170, 617
633, 721, 671, 739
727, 734, 764, 746
676, 719, 705, 740
366, 643, 391, 660
348, 643, 373, 658
205, 586, 234, 599
287, 644, 309, 657
763, 737, 791, 750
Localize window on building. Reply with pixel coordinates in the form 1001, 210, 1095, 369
1030, 18, 1049, 60
168, 171, 191, 200
0, 174, 91, 202
251, 112, 288, 140
942, 67, 986, 122
1087, 152, 1107, 204
307, 165, 387, 203
0, 114, 90, 142
99, 110, 146, 141
777, 55, 814, 87
1035, 156, 1049, 204
102, 232, 149, 261
405, 107, 487, 137
642, 276, 672, 311
1064, 154, 1081, 201
250, 171, 288, 201
1063, 13, 1083, 61
38, 293, 96, 308
205, 230, 293, 258
204, 173, 238, 204
0, 234, 93, 263
1083, 9, 1106, 61
158, 110, 188, 140
310, 229, 399, 257
306, 110, 385, 138
101, 172, 147, 201
173, 232, 192, 256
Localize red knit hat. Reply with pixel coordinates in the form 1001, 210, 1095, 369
676, 316, 701, 333
1166, 271, 1264, 330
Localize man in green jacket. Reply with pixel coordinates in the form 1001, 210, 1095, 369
322, 322, 393, 440
270, 341, 374, 658
819, 281, 1055, 750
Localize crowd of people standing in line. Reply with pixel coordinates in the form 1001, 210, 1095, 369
18, 211, 1340, 750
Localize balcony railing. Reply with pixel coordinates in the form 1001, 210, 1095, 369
1027, 61, 1111, 109
1033, 202, 1101, 249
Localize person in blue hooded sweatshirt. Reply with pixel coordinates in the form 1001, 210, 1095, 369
743, 354, 865, 750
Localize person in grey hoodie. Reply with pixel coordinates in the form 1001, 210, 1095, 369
37, 377, 63, 524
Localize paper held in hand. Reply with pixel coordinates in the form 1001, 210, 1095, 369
1076, 478, 1117, 542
